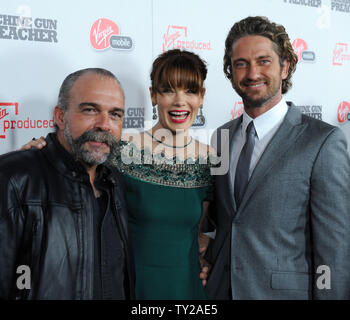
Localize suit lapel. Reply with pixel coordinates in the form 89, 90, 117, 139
226, 117, 242, 212
234, 106, 307, 218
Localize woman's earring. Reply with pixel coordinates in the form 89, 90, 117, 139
152, 103, 157, 120
199, 105, 203, 117
198, 105, 205, 125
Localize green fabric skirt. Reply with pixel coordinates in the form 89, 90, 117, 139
123, 173, 209, 300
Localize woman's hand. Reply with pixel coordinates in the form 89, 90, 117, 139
20, 136, 47, 150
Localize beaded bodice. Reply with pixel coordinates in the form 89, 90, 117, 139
112, 140, 213, 188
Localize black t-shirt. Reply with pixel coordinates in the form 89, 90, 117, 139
93, 190, 125, 299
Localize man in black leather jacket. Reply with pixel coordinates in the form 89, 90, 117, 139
0, 68, 135, 299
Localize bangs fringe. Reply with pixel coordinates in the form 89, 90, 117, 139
154, 59, 204, 93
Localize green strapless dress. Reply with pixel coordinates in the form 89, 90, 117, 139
114, 140, 212, 300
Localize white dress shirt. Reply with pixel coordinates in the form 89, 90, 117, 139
231, 98, 289, 185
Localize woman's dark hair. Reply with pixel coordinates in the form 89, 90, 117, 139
151, 49, 207, 95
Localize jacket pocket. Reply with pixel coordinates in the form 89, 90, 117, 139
271, 272, 310, 290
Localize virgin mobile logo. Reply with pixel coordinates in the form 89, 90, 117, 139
292, 38, 316, 63
337, 101, 350, 123
90, 18, 133, 51
162, 25, 212, 52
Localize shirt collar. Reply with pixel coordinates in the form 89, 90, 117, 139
241, 98, 288, 140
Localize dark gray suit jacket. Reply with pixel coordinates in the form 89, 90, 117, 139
204, 104, 350, 299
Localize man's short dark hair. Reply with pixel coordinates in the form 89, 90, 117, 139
223, 16, 298, 94
57, 68, 124, 111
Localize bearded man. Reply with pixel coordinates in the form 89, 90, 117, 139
202, 16, 350, 300
0, 68, 135, 300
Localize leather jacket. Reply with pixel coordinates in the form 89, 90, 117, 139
0, 133, 135, 299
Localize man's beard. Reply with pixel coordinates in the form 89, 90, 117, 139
233, 77, 281, 109
64, 123, 118, 168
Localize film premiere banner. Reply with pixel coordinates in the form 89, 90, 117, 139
0, 9, 57, 150
152, 0, 350, 152
0, 1, 152, 155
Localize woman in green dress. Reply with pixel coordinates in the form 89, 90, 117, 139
116, 49, 213, 299
21, 49, 213, 300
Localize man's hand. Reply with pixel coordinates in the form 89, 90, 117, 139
198, 232, 210, 255
198, 232, 211, 286
200, 259, 211, 286
20, 136, 47, 150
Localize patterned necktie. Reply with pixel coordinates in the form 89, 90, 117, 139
234, 121, 256, 207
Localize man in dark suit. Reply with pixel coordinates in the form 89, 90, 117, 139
202, 16, 350, 299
